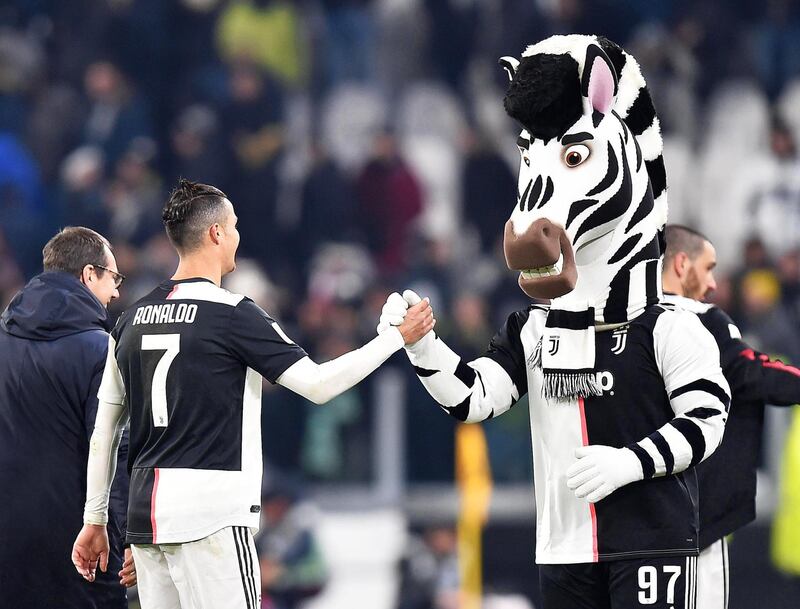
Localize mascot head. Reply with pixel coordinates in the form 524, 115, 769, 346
499, 35, 668, 399
500, 35, 666, 321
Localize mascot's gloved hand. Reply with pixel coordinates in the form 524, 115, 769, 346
377, 292, 409, 334
566, 445, 643, 503
401, 290, 435, 352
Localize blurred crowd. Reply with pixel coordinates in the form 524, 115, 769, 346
4, 0, 800, 515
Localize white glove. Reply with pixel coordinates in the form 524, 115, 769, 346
402, 289, 422, 306
565, 445, 643, 503
377, 292, 409, 334
401, 289, 435, 352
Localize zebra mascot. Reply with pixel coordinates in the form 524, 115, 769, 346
380, 35, 731, 608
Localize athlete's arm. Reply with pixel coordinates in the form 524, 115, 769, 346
703, 307, 800, 406
277, 300, 434, 404
73, 335, 129, 582
388, 291, 528, 423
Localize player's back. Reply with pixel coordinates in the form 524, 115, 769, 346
111, 278, 306, 544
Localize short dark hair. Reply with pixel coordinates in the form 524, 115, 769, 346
42, 227, 111, 277
663, 224, 710, 266
162, 178, 229, 252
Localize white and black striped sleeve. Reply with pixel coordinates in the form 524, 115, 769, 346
404, 310, 529, 423
628, 309, 730, 479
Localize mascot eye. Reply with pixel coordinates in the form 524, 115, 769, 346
563, 144, 591, 168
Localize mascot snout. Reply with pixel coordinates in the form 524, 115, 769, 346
504, 218, 577, 299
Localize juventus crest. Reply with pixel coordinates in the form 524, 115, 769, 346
611, 326, 628, 355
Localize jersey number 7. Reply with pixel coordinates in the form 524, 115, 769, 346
141, 334, 180, 428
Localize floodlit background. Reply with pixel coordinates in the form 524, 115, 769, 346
3, 0, 800, 608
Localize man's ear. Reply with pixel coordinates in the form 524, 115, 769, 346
209, 224, 222, 244
673, 252, 689, 279
581, 44, 617, 117
81, 264, 96, 286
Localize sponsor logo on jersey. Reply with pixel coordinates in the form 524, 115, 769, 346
132, 303, 198, 325
596, 370, 614, 392
611, 327, 628, 355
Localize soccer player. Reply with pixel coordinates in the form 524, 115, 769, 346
0, 227, 134, 609
72, 179, 433, 609
662, 224, 800, 609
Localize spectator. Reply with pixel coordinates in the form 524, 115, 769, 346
396, 524, 460, 609
257, 477, 328, 609
220, 61, 286, 269
216, 0, 308, 88
320, 0, 376, 88
356, 131, 424, 276
81, 60, 152, 169
748, 117, 800, 259
739, 268, 800, 362
460, 129, 517, 255
169, 104, 227, 188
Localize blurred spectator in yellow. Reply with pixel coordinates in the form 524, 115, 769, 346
216, 0, 308, 88
739, 269, 800, 362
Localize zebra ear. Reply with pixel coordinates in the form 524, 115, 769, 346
581, 44, 617, 115
498, 56, 520, 82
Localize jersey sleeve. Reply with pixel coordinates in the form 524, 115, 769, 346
98, 332, 126, 406
702, 306, 800, 406
228, 299, 308, 383
404, 309, 530, 423
627, 309, 731, 479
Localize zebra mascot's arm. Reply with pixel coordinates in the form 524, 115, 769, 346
567, 310, 732, 504
378, 291, 527, 423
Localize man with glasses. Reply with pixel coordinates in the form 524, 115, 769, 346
0, 226, 135, 608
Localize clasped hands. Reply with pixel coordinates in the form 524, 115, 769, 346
378, 289, 643, 503
377, 289, 435, 346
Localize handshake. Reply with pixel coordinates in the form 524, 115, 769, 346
377, 289, 436, 347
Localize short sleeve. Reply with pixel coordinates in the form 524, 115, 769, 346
98, 333, 126, 405
228, 299, 308, 383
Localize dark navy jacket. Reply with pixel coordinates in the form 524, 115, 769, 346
0, 272, 129, 609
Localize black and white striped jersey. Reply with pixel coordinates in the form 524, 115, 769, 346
407, 303, 730, 564
664, 294, 800, 549
99, 278, 307, 544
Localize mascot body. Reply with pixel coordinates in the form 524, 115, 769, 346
388, 35, 732, 608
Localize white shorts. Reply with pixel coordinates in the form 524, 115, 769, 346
695, 538, 729, 609
131, 525, 261, 609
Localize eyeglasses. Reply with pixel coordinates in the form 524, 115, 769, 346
93, 264, 126, 289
